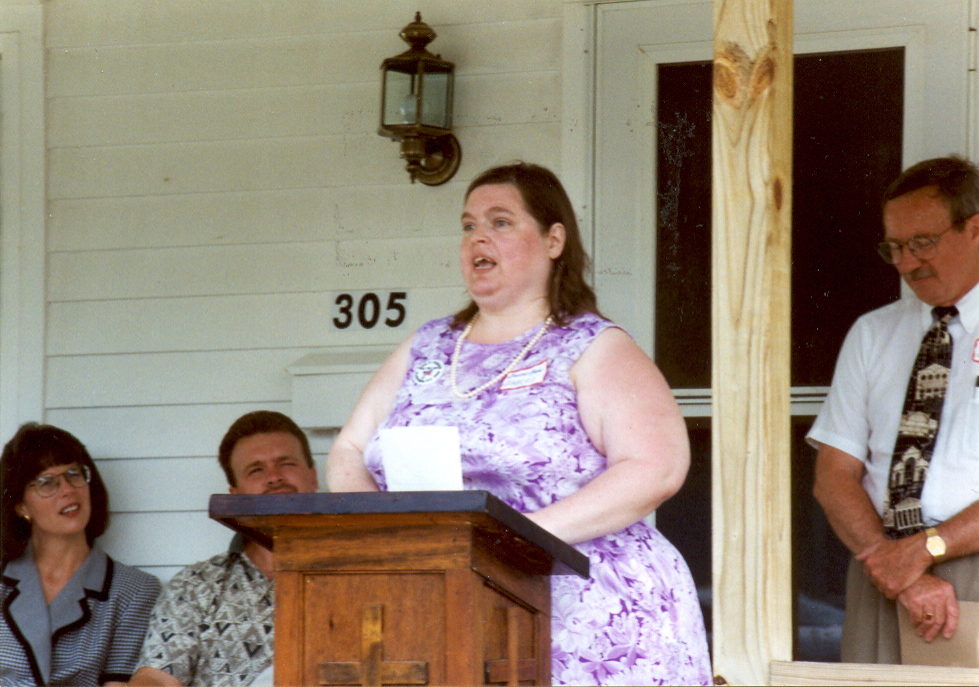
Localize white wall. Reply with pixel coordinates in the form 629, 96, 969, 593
37, 0, 565, 579
0, 0, 46, 444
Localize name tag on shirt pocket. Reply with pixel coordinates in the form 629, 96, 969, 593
500, 360, 549, 391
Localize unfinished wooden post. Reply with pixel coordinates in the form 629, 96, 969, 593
711, 0, 793, 683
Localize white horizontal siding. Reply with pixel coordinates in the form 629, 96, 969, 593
95, 457, 232, 512
438, 18, 562, 75
48, 184, 447, 252
48, 121, 559, 200
44, 1, 278, 47
48, 84, 376, 148
45, 1, 558, 50
47, 349, 306, 408
46, 18, 558, 97
89, 438, 333, 574
47, 37, 377, 98
99, 511, 247, 569
46, 402, 335, 459
47, 287, 467, 355
48, 71, 560, 150
94, 456, 329, 514
47, 402, 292, 459
49, 238, 464, 301
453, 72, 561, 129
48, 138, 346, 200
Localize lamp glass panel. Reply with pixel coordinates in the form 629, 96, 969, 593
383, 69, 418, 126
420, 70, 450, 129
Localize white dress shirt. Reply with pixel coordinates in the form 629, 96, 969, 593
808, 281, 979, 524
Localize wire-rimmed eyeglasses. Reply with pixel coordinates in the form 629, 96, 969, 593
876, 223, 960, 265
26, 464, 91, 498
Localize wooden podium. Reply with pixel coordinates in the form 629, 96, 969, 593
209, 491, 589, 686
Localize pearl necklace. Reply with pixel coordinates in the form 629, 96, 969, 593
450, 314, 553, 399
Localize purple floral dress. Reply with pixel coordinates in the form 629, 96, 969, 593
363, 313, 712, 685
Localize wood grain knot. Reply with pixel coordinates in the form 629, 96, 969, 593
750, 54, 776, 95
713, 43, 749, 106
713, 57, 741, 102
714, 43, 779, 107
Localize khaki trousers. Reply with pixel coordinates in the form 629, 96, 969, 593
841, 554, 979, 663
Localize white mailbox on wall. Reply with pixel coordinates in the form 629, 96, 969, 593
288, 347, 392, 431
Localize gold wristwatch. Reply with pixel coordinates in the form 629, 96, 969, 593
925, 527, 947, 563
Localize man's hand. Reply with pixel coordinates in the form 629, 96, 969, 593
856, 532, 933, 599
897, 573, 959, 642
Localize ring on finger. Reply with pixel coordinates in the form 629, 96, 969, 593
923, 611, 934, 620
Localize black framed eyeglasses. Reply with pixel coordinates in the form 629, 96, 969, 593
876, 222, 960, 264
26, 464, 91, 498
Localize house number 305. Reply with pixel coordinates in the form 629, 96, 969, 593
332, 291, 408, 330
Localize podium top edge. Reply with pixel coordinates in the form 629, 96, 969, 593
208, 490, 589, 578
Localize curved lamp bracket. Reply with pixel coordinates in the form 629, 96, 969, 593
400, 133, 461, 186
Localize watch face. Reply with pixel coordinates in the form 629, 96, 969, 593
927, 535, 946, 557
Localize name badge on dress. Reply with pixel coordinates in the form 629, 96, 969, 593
413, 360, 444, 384
499, 360, 549, 391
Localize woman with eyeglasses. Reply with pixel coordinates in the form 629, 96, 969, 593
0, 423, 161, 686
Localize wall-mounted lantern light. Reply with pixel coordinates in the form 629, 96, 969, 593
378, 12, 461, 186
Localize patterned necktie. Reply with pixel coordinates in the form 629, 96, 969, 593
882, 305, 957, 538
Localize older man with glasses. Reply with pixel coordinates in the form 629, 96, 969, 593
808, 155, 979, 664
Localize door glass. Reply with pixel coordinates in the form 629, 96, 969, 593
653, 47, 904, 660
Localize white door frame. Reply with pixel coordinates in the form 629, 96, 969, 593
1, 0, 46, 443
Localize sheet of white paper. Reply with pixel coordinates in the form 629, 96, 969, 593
379, 426, 464, 491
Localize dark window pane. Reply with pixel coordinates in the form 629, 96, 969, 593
654, 48, 903, 389
792, 48, 904, 385
793, 416, 849, 661
655, 62, 713, 389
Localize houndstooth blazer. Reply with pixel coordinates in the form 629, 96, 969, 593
1, 544, 161, 686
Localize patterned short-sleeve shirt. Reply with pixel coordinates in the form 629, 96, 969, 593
138, 541, 274, 687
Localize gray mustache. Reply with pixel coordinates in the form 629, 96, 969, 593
904, 266, 937, 281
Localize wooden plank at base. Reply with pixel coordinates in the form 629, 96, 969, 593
318, 661, 429, 686
484, 658, 537, 684
770, 660, 979, 686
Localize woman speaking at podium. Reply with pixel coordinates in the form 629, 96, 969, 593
328, 162, 711, 685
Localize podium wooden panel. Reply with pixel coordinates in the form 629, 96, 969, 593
210, 491, 589, 687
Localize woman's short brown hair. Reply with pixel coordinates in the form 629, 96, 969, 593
1, 423, 110, 565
